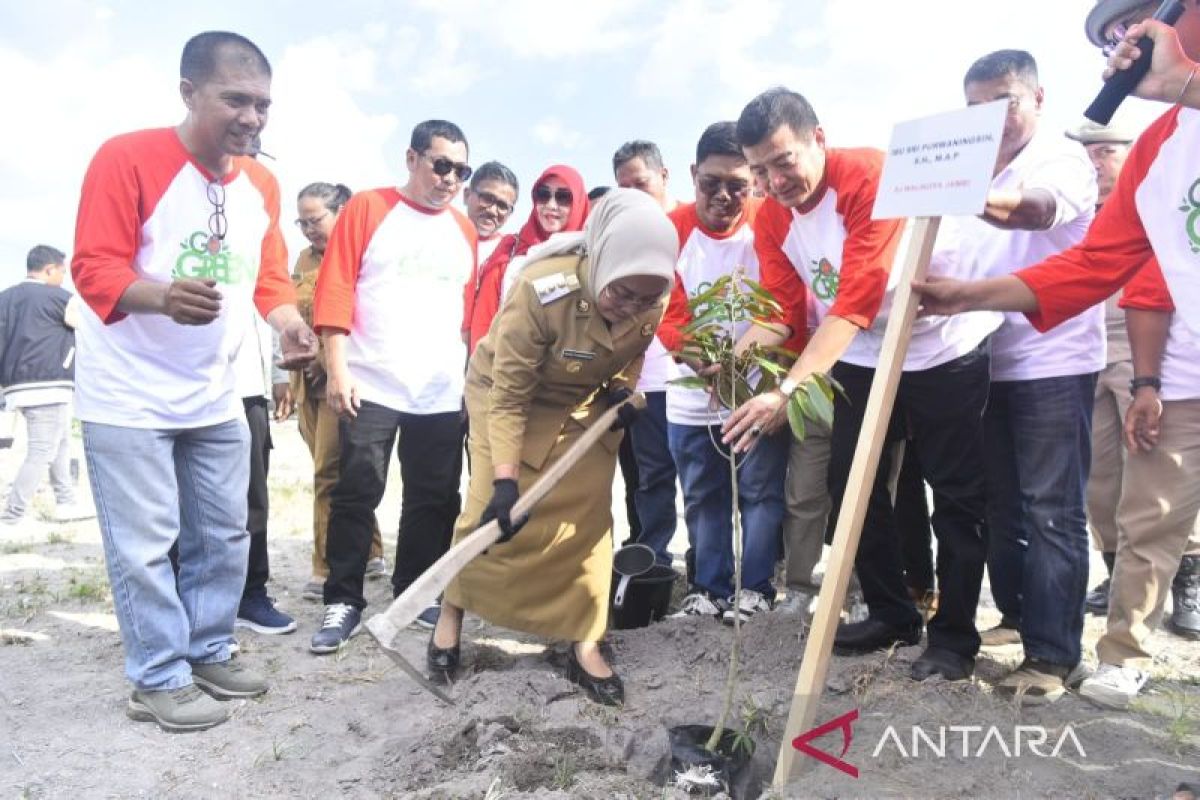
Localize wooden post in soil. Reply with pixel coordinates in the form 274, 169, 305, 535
771, 216, 941, 787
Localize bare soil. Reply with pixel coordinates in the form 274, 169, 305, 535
1, 418, 1198, 799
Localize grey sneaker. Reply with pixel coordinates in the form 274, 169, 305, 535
190, 658, 268, 699
365, 557, 389, 580
127, 684, 229, 732
302, 578, 324, 601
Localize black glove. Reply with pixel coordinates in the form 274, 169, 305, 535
605, 386, 640, 431
479, 478, 527, 543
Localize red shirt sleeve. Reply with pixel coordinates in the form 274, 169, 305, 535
1015, 107, 1177, 331
1119, 256, 1175, 312
755, 200, 809, 340
71, 132, 168, 324
657, 271, 691, 353
313, 188, 396, 335
244, 160, 295, 318
826, 149, 906, 329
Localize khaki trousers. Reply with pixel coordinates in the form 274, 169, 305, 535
1086, 361, 1132, 553
297, 387, 383, 577
782, 419, 831, 590
1099, 399, 1200, 667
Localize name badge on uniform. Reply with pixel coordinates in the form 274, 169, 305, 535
640, 322, 655, 336
531, 273, 580, 305
561, 348, 595, 361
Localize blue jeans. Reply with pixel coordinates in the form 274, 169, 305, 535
985, 374, 1096, 666
669, 422, 787, 599
630, 391, 678, 565
84, 419, 250, 690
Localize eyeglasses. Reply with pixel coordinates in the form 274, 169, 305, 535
472, 190, 513, 215
602, 282, 663, 311
696, 176, 751, 197
423, 153, 472, 182
294, 212, 330, 230
206, 179, 227, 255
534, 185, 573, 206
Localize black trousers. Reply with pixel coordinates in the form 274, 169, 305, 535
895, 442, 934, 594
243, 396, 272, 600
618, 433, 642, 542
826, 345, 990, 657
324, 401, 463, 609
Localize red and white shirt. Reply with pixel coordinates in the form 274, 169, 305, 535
953, 128, 1100, 381
1118, 258, 1200, 401
314, 188, 476, 415
71, 128, 293, 428
758, 148, 993, 370
662, 201, 764, 426
477, 233, 503, 266
1018, 106, 1200, 347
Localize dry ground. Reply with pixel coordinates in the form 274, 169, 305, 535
1, 417, 1198, 799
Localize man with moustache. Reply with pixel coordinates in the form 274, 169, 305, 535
464, 161, 519, 266
71, 31, 316, 731
311, 120, 477, 651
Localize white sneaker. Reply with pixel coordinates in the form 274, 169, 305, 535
52, 503, 96, 522
722, 589, 772, 625
775, 590, 817, 617
670, 593, 726, 619
1079, 663, 1148, 709
365, 557, 389, 580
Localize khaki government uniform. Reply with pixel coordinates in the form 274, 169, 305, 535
445, 254, 665, 642
291, 248, 383, 576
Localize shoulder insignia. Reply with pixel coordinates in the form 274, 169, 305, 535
576, 298, 590, 313
531, 272, 580, 306
640, 322, 655, 336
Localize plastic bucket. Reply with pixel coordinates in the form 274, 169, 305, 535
610, 564, 676, 629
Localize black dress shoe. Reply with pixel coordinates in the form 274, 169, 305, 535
911, 646, 974, 681
834, 618, 922, 655
566, 646, 624, 706
426, 636, 460, 683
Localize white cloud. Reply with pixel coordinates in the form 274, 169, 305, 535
531, 116, 586, 150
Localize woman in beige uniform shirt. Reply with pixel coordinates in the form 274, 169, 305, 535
432, 189, 677, 705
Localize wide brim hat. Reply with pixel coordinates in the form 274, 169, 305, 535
1065, 118, 1137, 144
1085, 0, 1154, 47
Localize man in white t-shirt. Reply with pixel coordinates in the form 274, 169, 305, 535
958, 50, 1100, 704
612, 139, 681, 564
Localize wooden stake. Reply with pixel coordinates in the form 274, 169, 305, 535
772, 216, 942, 788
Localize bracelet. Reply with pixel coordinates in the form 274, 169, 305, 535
1177, 65, 1198, 105
1130, 376, 1162, 396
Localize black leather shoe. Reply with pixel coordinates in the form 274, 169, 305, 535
911, 646, 974, 681
566, 646, 624, 706
834, 618, 922, 655
426, 636, 460, 683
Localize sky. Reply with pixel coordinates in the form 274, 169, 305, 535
0, 0, 1168, 279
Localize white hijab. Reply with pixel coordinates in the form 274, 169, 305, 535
502, 188, 677, 302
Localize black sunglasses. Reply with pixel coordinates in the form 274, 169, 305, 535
534, 185, 573, 206
697, 176, 751, 197
423, 153, 472, 182
473, 190, 513, 215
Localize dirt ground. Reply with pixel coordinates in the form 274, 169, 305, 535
1, 417, 1198, 799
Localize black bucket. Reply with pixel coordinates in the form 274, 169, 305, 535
666, 724, 758, 798
609, 564, 676, 629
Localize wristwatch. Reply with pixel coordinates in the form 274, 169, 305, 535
1129, 376, 1162, 396
778, 376, 800, 397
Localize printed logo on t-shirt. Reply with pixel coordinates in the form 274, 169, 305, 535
174, 231, 256, 285
1180, 177, 1200, 254
810, 257, 839, 300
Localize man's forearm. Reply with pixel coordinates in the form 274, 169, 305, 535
981, 188, 1056, 231
1127, 308, 1170, 378
733, 321, 789, 357
782, 315, 860, 384
322, 330, 349, 372
115, 280, 168, 315
266, 303, 303, 333
964, 275, 1039, 313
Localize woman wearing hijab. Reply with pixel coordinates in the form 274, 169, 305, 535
463, 165, 589, 353
431, 189, 677, 705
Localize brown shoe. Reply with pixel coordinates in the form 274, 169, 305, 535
994, 658, 1069, 705
979, 619, 1021, 648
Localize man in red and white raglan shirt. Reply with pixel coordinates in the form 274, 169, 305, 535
311, 119, 477, 653
723, 88, 996, 683
71, 31, 316, 733
659, 121, 790, 625
913, 2, 1200, 707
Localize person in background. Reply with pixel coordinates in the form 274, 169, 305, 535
0, 245, 92, 525
290, 182, 388, 600
463, 161, 519, 266
613, 140, 681, 573
463, 164, 588, 354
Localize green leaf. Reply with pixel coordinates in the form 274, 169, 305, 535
787, 396, 807, 441
804, 379, 835, 427
669, 376, 711, 390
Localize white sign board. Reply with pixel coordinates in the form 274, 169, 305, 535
872, 100, 1007, 220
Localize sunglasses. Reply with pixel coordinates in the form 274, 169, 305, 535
294, 211, 330, 230
473, 190, 513, 215
422, 153, 473, 182
206, 178, 227, 255
534, 185, 573, 206
697, 176, 751, 197
602, 282, 663, 311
